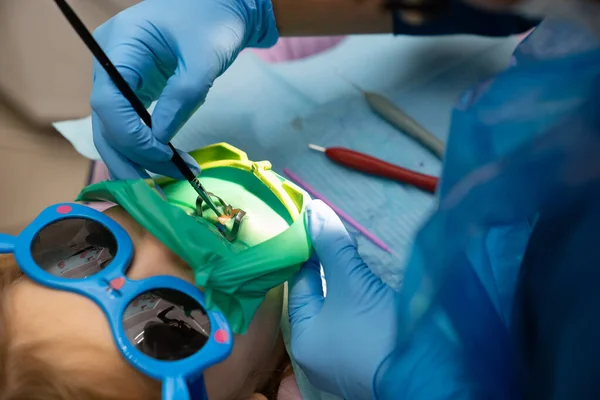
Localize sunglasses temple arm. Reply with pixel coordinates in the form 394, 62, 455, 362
0, 234, 15, 253
188, 375, 209, 400
163, 377, 192, 400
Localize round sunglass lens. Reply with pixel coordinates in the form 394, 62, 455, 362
123, 289, 211, 361
31, 218, 117, 278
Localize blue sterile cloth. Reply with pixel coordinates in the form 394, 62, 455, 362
54, 34, 520, 288
376, 19, 600, 399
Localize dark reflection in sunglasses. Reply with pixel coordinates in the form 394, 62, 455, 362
31, 218, 117, 279
123, 289, 211, 361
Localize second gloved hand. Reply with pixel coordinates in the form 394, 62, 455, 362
288, 200, 398, 399
90, 0, 278, 180
289, 200, 473, 400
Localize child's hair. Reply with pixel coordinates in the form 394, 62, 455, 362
0, 254, 293, 400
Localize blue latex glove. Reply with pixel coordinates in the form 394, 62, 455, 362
289, 200, 472, 399
90, 0, 278, 180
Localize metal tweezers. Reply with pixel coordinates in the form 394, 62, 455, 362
196, 194, 246, 242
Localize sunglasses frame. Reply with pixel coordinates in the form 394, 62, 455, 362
0, 203, 233, 400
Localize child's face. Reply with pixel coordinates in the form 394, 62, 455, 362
6, 206, 286, 400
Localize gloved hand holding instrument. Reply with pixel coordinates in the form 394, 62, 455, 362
54, 0, 250, 218
87, 0, 279, 181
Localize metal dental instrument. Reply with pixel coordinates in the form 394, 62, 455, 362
53, 0, 222, 217
308, 144, 438, 193
338, 73, 446, 159
195, 194, 246, 242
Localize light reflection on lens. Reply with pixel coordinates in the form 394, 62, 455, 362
31, 218, 117, 279
123, 289, 211, 361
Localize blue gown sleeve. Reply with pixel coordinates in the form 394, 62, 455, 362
393, 1, 539, 36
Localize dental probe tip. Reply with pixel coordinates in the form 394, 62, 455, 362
335, 70, 365, 93
308, 144, 327, 152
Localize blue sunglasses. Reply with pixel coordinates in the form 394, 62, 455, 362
0, 203, 233, 400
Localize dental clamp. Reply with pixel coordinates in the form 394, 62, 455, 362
195, 194, 246, 242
